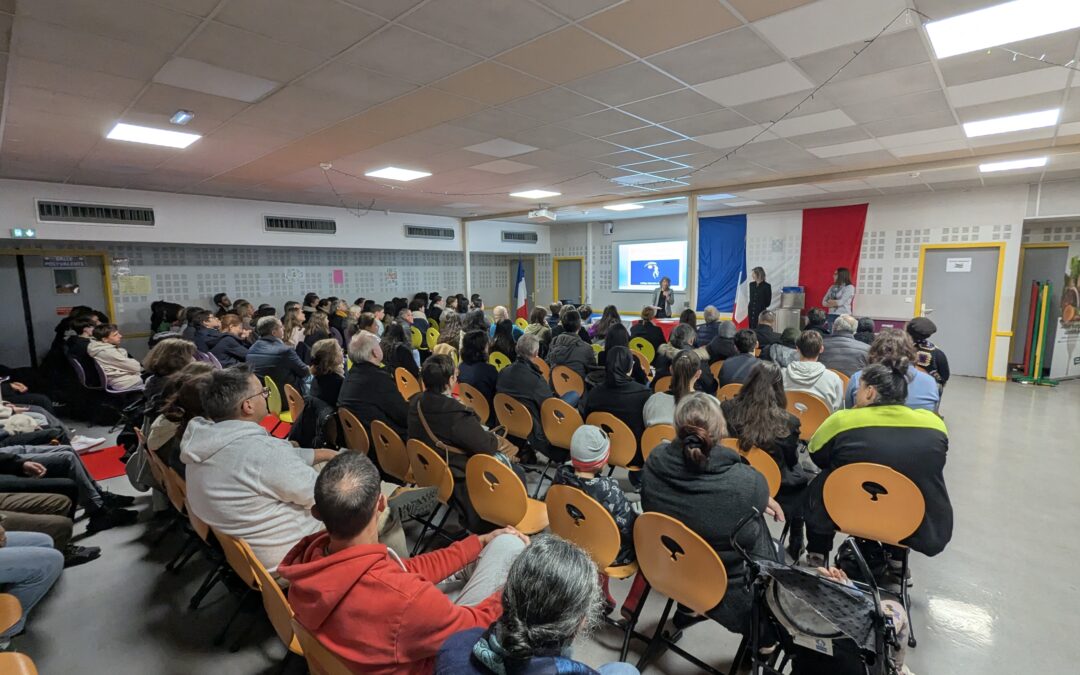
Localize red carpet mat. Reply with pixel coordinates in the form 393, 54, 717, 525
81, 445, 127, 481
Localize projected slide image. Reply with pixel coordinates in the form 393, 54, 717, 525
616, 240, 688, 291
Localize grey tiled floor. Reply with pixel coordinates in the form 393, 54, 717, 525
15, 376, 1080, 674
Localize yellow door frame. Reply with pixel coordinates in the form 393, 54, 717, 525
0, 248, 117, 322
913, 242, 1006, 381
552, 256, 585, 304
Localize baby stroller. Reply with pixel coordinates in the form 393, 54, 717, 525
731, 511, 905, 675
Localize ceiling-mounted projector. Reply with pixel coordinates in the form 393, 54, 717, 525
528, 208, 556, 222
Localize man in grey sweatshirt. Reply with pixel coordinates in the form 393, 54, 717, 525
782, 330, 845, 412
181, 367, 434, 571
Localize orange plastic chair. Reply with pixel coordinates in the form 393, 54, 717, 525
785, 390, 832, 441
394, 367, 421, 401
716, 382, 742, 401
0, 596, 39, 673
405, 439, 457, 554
292, 618, 353, 675
720, 439, 781, 497
458, 382, 491, 424
545, 485, 638, 579
653, 375, 672, 393
633, 512, 746, 672
488, 351, 511, 371
240, 536, 303, 657
640, 424, 676, 462
585, 412, 638, 471
822, 462, 926, 648
629, 338, 655, 363
370, 420, 412, 483
283, 383, 305, 428
630, 349, 652, 380
551, 365, 585, 398
829, 368, 851, 389
465, 454, 548, 534
709, 359, 724, 382
540, 397, 584, 454
213, 529, 259, 592
337, 408, 370, 454
493, 393, 534, 440
532, 355, 551, 383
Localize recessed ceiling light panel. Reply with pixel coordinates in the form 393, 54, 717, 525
364, 167, 432, 181
603, 203, 644, 211
979, 156, 1047, 172
963, 109, 1059, 138
170, 110, 195, 126
926, 0, 1080, 59
510, 189, 561, 199
106, 122, 201, 148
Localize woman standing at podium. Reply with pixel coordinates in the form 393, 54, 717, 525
652, 276, 674, 318
748, 267, 771, 329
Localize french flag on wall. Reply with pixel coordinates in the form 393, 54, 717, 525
514, 259, 528, 320
697, 214, 748, 325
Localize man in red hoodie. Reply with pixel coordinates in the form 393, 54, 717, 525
279, 451, 528, 675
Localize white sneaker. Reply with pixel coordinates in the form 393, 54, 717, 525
71, 435, 106, 453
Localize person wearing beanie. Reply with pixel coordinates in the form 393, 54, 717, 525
554, 426, 640, 569
906, 317, 950, 391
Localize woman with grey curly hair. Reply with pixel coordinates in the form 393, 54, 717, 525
435, 534, 640, 675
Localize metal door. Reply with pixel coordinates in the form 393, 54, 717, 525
918, 247, 1000, 377
22, 254, 109, 363
0, 256, 33, 368
555, 258, 583, 305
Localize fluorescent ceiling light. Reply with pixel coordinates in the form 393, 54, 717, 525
170, 110, 195, 125
510, 189, 561, 199
697, 193, 737, 201
106, 122, 200, 148
963, 109, 1059, 138
364, 167, 431, 181
926, 0, 1080, 59
604, 203, 644, 211
979, 156, 1047, 172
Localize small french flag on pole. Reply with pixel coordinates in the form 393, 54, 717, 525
514, 259, 528, 320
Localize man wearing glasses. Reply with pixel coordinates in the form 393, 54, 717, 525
180, 367, 435, 572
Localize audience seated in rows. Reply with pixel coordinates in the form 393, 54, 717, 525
578, 347, 651, 466
598, 324, 648, 385
147, 362, 214, 480
588, 305, 621, 342
281, 451, 527, 675
88, 323, 143, 390
459, 331, 499, 421
523, 307, 551, 356
653, 324, 717, 395
820, 314, 869, 376
643, 350, 699, 427
805, 360, 953, 568
191, 310, 222, 353
246, 316, 308, 397
495, 335, 561, 461
766, 327, 801, 367
437, 534, 635, 675
717, 329, 759, 387
382, 322, 420, 379
782, 330, 845, 412
211, 314, 249, 366
694, 305, 721, 347
705, 320, 739, 363
804, 307, 830, 336
854, 317, 876, 345
754, 310, 783, 351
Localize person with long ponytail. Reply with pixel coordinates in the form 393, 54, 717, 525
640, 393, 784, 638
804, 360, 953, 570
642, 350, 700, 427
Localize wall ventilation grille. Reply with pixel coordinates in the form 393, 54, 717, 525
264, 216, 337, 234
501, 230, 539, 244
404, 224, 455, 240
37, 200, 155, 226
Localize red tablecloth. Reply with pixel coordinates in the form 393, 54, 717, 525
631, 318, 681, 340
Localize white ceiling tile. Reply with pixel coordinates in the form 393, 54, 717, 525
695, 62, 813, 107
948, 68, 1070, 108
402, 0, 565, 58
876, 126, 963, 149
299, 62, 417, 105
769, 109, 855, 137
807, 138, 885, 158
464, 138, 539, 158
14, 17, 170, 81
603, 125, 684, 149
181, 21, 325, 82
695, 125, 775, 150
863, 110, 958, 136
823, 63, 943, 107
342, 26, 481, 85
665, 109, 757, 137
1057, 121, 1080, 137
787, 125, 873, 148
470, 159, 537, 174
154, 57, 281, 104
888, 139, 969, 157
742, 184, 828, 198
794, 29, 929, 84
722, 199, 766, 207
566, 62, 683, 106
753, 0, 909, 59
214, 0, 385, 57
646, 27, 784, 85
22, 0, 201, 52
843, 90, 951, 124
618, 89, 721, 124
558, 109, 648, 137
534, 0, 622, 20
500, 88, 605, 124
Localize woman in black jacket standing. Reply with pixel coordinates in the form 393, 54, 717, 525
748, 266, 772, 329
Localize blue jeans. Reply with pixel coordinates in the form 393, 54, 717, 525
560, 390, 580, 406
0, 531, 64, 639
598, 663, 640, 674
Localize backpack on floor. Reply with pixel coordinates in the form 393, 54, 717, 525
288, 395, 334, 449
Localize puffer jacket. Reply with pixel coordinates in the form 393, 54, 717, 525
819, 329, 869, 376
545, 333, 595, 380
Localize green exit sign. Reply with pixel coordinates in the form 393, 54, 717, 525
11, 227, 37, 238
